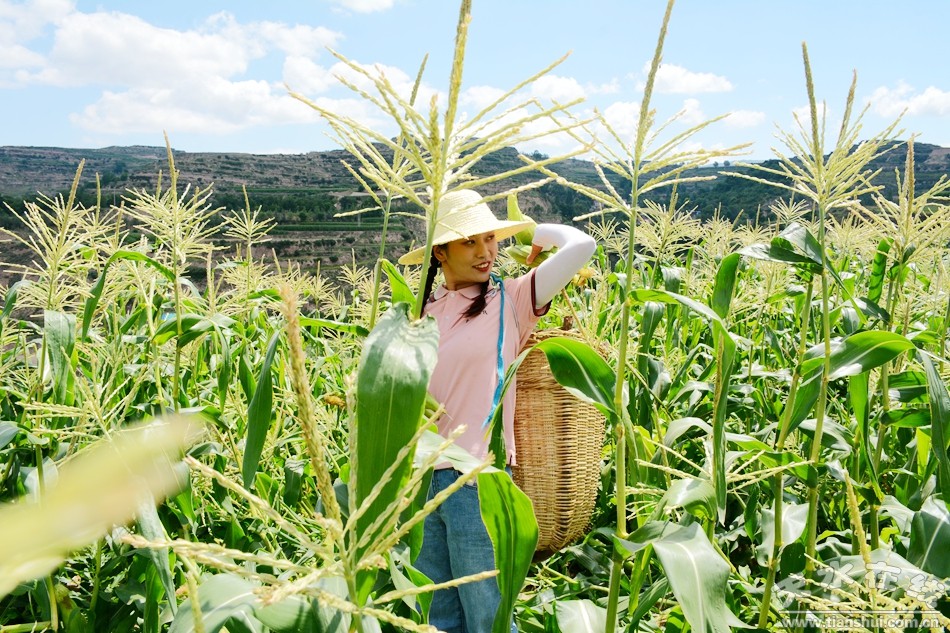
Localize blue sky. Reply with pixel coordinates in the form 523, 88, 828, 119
2, 0, 948, 160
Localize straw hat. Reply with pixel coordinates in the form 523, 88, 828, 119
398, 189, 533, 265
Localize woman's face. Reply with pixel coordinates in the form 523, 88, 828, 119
434, 231, 498, 290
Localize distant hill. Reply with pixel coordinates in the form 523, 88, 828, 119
3, 141, 948, 219
0, 141, 948, 284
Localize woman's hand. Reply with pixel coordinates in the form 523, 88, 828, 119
525, 224, 561, 265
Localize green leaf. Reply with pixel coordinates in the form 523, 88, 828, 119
168, 574, 261, 633
108, 249, 176, 282
868, 239, 891, 305
820, 331, 915, 382
44, 310, 76, 407
786, 332, 915, 437
136, 497, 177, 614
758, 502, 807, 566
651, 522, 746, 633
388, 548, 432, 619
353, 303, 438, 598
507, 193, 537, 246
299, 316, 369, 338
254, 576, 350, 633
849, 372, 880, 492
881, 407, 931, 428
380, 258, 416, 305
215, 328, 232, 413
534, 336, 616, 417
0, 422, 18, 450
0, 280, 24, 324
908, 496, 950, 578
242, 331, 280, 489
554, 599, 607, 632
738, 224, 822, 273
880, 495, 915, 533
630, 577, 671, 627
615, 521, 746, 633
921, 353, 950, 495
478, 471, 538, 633
657, 478, 716, 520
153, 313, 236, 348
82, 264, 109, 341
711, 253, 741, 319
712, 326, 736, 524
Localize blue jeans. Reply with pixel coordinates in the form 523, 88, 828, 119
414, 469, 515, 633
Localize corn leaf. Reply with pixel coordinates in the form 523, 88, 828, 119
478, 470, 538, 633
921, 352, 950, 495
758, 502, 808, 566
380, 258, 416, 306
299, 316, 369, 338
168, 573, 261, 633
44, 310, 75, 407
533, 336, 616, 417
81, 250, 176, 340
651, 523, 746, 633
555, 599, 608, 632
242, 331, 280, 489
787, 331, 916, 436
868, 238, 892, 305
0, 422, 16, 450
711, 253, 741, 319
615, 521, 746, 633
907, 496, 950, 578
136, 497, 178, 615
254, 577, 351, 633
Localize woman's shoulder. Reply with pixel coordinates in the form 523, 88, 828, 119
501, 270, 535, 292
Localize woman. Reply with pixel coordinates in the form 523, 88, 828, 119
398, 189, 596, 632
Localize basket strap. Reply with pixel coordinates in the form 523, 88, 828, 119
483, 273, 505, 428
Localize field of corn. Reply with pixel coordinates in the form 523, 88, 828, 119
2, 1, 950, 631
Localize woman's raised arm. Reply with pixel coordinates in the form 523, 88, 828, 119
529, 223, 596, 309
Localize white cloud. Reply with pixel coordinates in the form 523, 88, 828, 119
531, 74, 586, 103
14, 9, 342, 89
327, 0, 396, 14
461, 85, 507, 110
1, 6, 358, 138
587, 78, 620, 95
0, 0, 73, 82
678, 98, 705, 125
204, 11, 341, 59
70, 78, 323, 136
283, 56, 337, 95
22, 11, 253, 87
649, 62, 733, 94
0, 0, 74, 37
868, 81, 950, 117
725, 109, 767, 128
0, 43, 44, 69
601, 101, 641, 139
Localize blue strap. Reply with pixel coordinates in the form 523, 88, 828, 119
483, 273, 505, 428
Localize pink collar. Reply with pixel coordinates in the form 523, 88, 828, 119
431, 279, 501, 301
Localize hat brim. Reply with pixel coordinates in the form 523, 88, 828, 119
397, 219, 534, 265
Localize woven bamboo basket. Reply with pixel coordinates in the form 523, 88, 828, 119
513, 327, 606, 557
